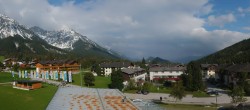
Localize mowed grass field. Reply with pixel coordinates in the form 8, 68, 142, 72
72, 72, 111, 88
0, 72, 58, 110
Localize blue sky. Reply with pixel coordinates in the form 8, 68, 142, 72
203, 0, 250, 33
0, 0, 250, 62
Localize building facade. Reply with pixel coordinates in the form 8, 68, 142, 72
100, 62, 133, 76
121, 67, 147, 85
223, 63, 250, 86
149, 65, 186, 82
36, 60, 80, 73
200, 64, 218, 79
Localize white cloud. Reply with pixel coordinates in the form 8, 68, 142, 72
197, 4, 213, 16
238, 7, 250, 13
0, 0, 249, 61
208, 13, 236, 27
243, 27, 250, 31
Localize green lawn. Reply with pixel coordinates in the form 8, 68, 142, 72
0, 72, 15, 83
0, 72, 58, 110
72, 73, 111, 88
0, 56, 4, 62
93, 76, 111, 88
149, 86, 172, 93
0, 84, 57, 110
124, 85, 172, 93
0, 72, 29, 83
159, 103, 217, 110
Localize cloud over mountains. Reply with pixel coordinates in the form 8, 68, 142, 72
0, 0, 249, 61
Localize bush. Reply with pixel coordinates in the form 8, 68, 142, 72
164, 80, 172, 87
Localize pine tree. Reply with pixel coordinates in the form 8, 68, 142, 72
84, 72, 95, 87
185, 61, 204, 91
110, 69, 124, 91
142, 57, 146, 64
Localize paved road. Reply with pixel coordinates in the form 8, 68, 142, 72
125, 92, 250, 105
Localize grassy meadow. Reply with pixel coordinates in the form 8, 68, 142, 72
0, 72, 58, 110
72, 73, 111, 88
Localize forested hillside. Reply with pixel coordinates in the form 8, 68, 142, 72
197, 38, 250, 64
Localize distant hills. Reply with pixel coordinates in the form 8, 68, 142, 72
147, 57, 173, 64
0, 14, 121, 60
197, 38, 250, 64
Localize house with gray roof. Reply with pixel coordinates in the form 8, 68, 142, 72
222, 63, 250, 86
200, 64, 218, 79
121, 67, 147, 85
100, 62, 133, 76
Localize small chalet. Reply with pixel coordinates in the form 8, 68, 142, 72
121, 67, 146, 81
149, 65, 186, 82
36, 60, 80, 73
3, 58, 17, 67
100, 62, 133, 76
13, 80, 42, 90
200, 64, 218, 79
121, 67, 147, 85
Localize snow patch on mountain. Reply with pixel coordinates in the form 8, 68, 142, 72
14, 42, 19, 49
25, 43, 36, 53
0, 14, 33, 39
42, 45, 49, 51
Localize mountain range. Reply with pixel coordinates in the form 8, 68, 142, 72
0, 14, 120, 60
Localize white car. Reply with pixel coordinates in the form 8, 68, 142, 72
132, 99, 143, 102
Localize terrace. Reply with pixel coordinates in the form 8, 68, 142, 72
46, 87, 139, 110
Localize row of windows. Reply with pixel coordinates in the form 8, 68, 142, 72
153, 76, 178, 78
152, 71, 182, 73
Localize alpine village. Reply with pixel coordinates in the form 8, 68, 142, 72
1, 7, 250, 110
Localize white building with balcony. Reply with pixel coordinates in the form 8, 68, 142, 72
149, 65, 186, 82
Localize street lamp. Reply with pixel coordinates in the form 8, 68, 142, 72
80, 64, 83, 88
215, 90, 218, 107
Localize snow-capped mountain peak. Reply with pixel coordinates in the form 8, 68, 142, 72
30, 26, 121, 58
30, 26, 98, 49
0, 14, 33, 39
0, 14, 121, 59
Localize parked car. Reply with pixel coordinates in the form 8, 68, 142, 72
132, 99, 143, 102
142, 90, 149, 95
136, 90, 142, 94
207, 90, 218, 96
136, 90, 149, 95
